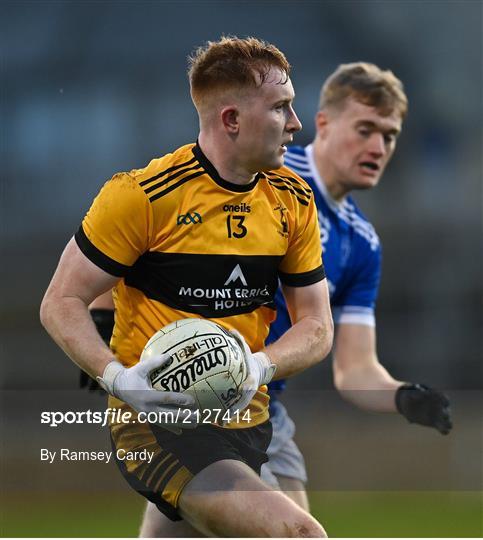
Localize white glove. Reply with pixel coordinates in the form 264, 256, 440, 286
229, 330, 277, 414
97, 354, 198, 434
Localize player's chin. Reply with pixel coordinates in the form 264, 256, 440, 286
267, 152, 285, 170
354, 172, 381, 189
257, 148, 285, 171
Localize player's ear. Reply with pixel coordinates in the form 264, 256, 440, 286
315, 110, 329, 137
221, 106, 240, 134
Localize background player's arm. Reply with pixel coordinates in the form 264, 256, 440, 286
40, 237, 119, 378
333, 323, 403, 412
264, 278, 333, 379
332, 323, 452, 434
78, 290, 115, 392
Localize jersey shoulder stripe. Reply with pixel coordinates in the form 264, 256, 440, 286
340, 198, 380, 250
148, 170, 205, 202
284, 149, 312, 178
267, 180, 309, 206
139, 155, 198, 187
266, 166, 312, 207
132, 145, 206, 203
266, 172, 312, 198
143, 162, 203, 194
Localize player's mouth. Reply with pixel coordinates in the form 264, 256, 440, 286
359, 161, 380, 175
280, 139, 292, 152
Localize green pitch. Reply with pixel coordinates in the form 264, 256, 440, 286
310, 491, 482, 537
1, 490, 481, 537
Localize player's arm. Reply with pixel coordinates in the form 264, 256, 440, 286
40, 238, 195, 424
230, 278, 333, 414
40, 237, 119, 379
333, 323, 402, 411
333, 323, 452, 434
264, 278, 333, 379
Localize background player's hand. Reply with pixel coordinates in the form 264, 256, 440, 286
97, 355, 198, 434
79, 369, 105, 394
395, 383, 452, 435
229, 330, 277, 413
79, 308, 114, 394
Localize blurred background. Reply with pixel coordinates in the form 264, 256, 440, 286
1, 0, 482, 536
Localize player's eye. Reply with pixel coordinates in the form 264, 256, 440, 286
383, 133, 396, 145
358, 128, 370, 137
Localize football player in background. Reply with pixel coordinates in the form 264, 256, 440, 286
40, 36, 334, 537
137, 62, 452, 536
261, 62, 453, 510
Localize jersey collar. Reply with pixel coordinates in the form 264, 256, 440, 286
305, 143, 347, 212
192, 142, 263, 193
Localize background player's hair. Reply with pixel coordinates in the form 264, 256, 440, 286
320, 62, 408, 118
188, 36, 291, 108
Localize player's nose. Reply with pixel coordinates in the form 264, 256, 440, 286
286, 106, 302, 133
368, 133, 385, 156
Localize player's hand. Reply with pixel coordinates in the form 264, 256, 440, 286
229, 330, 277, 414
97, 355, 198, 434
395, 383, 452, 435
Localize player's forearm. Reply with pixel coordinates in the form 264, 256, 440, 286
40, 294, 116, 379
333, 358, 404, 412
264, 315, 333, 379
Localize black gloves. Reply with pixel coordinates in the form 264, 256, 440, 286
395, 383, 452, 435
79, 308, 115, 393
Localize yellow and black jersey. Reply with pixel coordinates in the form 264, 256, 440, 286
75, 142, 325, 427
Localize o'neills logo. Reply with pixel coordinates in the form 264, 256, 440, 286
157, 347, 228, 392
223, 203, 251, 213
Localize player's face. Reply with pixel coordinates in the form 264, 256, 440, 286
237, 69, 302, 171
317, 97, 402, 192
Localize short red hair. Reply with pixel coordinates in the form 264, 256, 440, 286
188, 36, 291, 108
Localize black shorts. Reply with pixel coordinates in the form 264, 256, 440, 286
110, 410, 272, 521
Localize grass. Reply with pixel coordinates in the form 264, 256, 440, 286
1, 490, 481, 537
310, 491, 483, 537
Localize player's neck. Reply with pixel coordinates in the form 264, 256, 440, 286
198, 133, 258, 186
312, 138, 349, 202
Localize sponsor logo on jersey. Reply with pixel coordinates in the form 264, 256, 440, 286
224, 264, 248, 286
127, 252, 280, 318
178, 264, 269, 311
222, 203, 251, 213
177, 212, 202, 225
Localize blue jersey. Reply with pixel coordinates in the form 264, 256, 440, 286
268, 144, 382, 400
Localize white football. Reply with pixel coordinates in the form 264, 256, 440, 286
141, 318, 248, 411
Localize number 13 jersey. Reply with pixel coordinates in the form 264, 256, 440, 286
76, 142, 325, 426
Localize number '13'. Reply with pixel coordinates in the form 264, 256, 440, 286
226, 215, 247, 238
